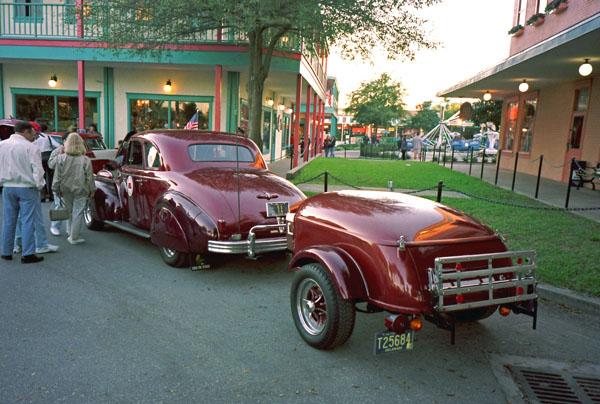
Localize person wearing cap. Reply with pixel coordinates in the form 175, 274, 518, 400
33, 122, 60, 201
0, 121, 45, 263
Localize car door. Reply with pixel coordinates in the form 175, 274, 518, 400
120, 139, 146, 228
137, 141, 168, 230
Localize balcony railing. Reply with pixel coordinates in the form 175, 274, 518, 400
0, 2, 325, 86
0, 2, 301, 52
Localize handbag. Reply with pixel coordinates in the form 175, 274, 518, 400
49, 198, 69, 221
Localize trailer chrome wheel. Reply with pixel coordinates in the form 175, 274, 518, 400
290, 263, 355, 350
297, 278, 327, 335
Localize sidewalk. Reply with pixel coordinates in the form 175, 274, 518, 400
268, 151, 600, 315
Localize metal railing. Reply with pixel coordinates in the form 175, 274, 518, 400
0, 2, 303, 52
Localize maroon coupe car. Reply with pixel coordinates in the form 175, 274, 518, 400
85, 130, 305, 267
286, 190, 537, 352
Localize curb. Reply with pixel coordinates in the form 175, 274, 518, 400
537, 283, 600, 315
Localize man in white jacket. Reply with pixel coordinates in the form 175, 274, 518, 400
0, 121, 45, 263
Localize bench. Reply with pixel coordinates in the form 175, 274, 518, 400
572, 160, 600, 190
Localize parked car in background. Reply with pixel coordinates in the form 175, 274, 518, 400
86, 130, 306, 267
48, 132, 116, 173
286, 190, 537, 352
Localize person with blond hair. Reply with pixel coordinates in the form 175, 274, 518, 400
52, 133, 96, 245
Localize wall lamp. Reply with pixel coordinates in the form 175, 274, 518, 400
278, 104, 285, 111
163, 79, 172, 93
483, 91, 492, 101
266, 97, 274, 107
518, 79, 529, 93
286, 108, 294, 114
579, 59, 593, 77
48, 74, 58, 88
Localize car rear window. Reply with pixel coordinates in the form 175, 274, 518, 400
188, 144, 255, 163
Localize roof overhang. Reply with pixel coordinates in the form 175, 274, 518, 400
437, 13, 600, 99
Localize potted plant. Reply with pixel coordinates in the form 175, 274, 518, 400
526, 13, 545, 27
545, 0, 568, 14
508, 24, 524, 37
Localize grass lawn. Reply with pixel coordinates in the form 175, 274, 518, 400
292, 158, 600, 296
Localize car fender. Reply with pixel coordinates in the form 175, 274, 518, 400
151, 191, 218, 253
288, 246, 368, 300
91, 173, 121, 222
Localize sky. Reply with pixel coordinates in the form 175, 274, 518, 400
327, 0, 515, 111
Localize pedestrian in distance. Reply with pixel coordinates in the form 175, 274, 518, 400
0, 121, 45, 263
328, 135, 336, 158
398, 135, 408, 160
52, 133, 96, 245
412, 132, 423, 161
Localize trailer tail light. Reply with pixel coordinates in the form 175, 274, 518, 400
455, 263, 462, 271
384, 314, 409, 335
517, 286, 524, 295
517, 257, 523, 265
499, 306, 511, 316
456, 294, 464, 304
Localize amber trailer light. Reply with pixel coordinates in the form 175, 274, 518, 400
499, 306, 511, 316
409, 317, 422, 332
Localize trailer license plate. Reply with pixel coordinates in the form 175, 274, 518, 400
374, 330, 414, 355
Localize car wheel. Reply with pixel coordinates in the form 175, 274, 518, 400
159, 246, 190, 268
454, 306, 498, 322
291, 263, 355, 350
84, 201, 104, 230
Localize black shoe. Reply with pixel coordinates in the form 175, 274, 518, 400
1, 255, 12, 260
21, 254, 44, 264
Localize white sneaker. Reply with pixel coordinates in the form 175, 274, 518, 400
68, 237, 85, 245
13, 245, 22, 254
50, 227, 60, 236
35, 244, 59, 254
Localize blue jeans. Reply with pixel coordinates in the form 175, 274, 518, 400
14, 195, 49, 249
2, 187, 38, 256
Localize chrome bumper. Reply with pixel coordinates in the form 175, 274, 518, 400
207, 222, 286, 258
427, 250, 537, 312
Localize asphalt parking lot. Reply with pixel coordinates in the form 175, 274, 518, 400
1, 201, 600, 404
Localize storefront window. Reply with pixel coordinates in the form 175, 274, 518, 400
570, 87, 589, 150
14, 93, 98, 132
171, 101, 209, 130
504, 101, 519, 152
520, 98, 537, 153
239, 99, 249, 135
262, 109, 271, 154
128, 97, 210, 131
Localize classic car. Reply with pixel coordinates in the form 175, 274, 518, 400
85, 130, 306, 267
48, 132, 117, 173
286, 190, 537, 352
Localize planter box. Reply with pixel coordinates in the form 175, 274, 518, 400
512, 28, 524, 37
533, 17, 545, 26
551, 3, 568, 14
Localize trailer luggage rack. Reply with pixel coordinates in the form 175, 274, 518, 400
428, 250, 537, 312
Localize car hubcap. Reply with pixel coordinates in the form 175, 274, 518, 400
162, 247, 176, 259
297, 278, 327, 335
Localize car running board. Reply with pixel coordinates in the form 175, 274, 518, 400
106, 221, 151, 239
